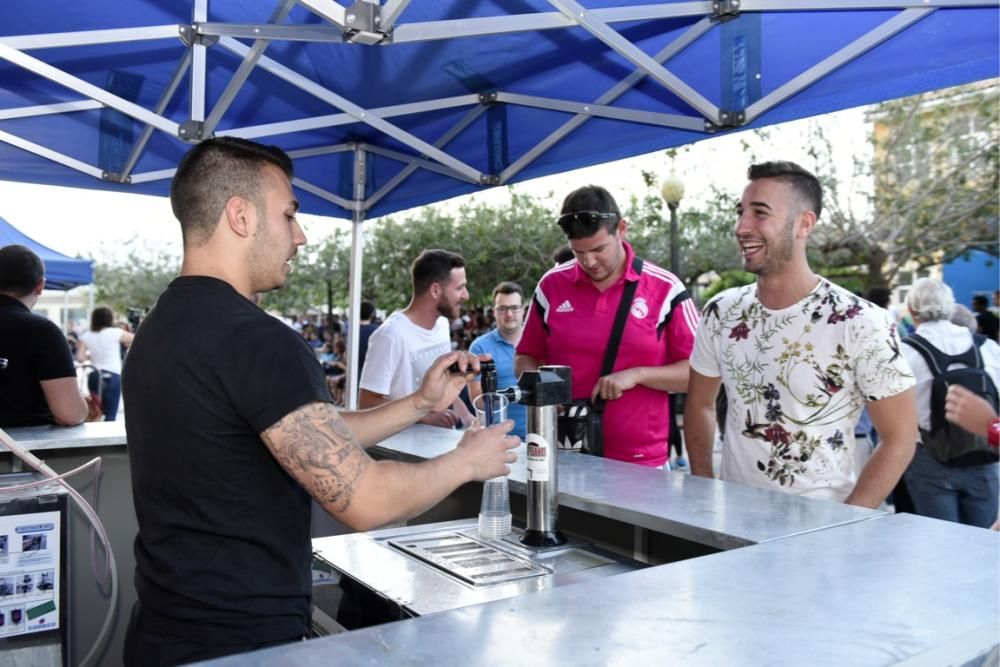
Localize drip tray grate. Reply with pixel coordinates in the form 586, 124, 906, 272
388, 533, 551, 587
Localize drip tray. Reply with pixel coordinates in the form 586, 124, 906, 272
388, 533, 551, 586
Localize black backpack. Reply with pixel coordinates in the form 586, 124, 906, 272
903, 333, 1000, 467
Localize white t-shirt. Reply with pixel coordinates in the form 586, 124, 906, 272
901, 319, 1000, 434
690, 279, 915, 502
80, 327, 125, 374
358, 311, 451, 400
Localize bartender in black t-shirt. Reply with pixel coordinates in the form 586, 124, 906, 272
0, 244, 87, 427
121, 137, 519, 666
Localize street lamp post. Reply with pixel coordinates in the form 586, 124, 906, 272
660, 174, 685, 277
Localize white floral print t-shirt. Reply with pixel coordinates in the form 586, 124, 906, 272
690, 278, 914, 501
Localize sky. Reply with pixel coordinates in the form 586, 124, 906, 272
0, 106, 869, 263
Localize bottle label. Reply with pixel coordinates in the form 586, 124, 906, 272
526, 433, 549, 482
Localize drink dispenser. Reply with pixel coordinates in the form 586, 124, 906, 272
510, 365, 571, 548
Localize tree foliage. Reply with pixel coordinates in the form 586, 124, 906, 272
812, 83, 999, 289
91, 240, 179, 313
360, 191, 567, 311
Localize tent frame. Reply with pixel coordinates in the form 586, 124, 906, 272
0, 0, 994, 406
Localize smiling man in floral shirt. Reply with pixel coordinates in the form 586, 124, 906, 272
684, 161, 917, 508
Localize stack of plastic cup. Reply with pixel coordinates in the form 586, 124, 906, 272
474, 392, 512, 538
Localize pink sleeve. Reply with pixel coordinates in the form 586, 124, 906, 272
516, 295, 548, 362
665, 294, 700, 364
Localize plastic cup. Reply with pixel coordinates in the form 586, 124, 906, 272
478, 476, 512, 538
474, 392, 509, 427
474, 392, 512, 538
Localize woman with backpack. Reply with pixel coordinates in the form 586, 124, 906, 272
901, 279, 1000, 528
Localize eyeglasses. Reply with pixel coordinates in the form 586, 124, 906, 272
493, 305, 525, 315
557, 210, 619, 226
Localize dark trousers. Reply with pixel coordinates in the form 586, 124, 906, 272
123, 601, 299, 666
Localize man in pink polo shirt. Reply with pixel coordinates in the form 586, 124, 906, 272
515, 185, 700, 467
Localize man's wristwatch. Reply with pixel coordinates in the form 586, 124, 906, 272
989, 418, 1000, 448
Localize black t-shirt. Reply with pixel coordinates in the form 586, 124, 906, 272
0, 294, 77, 427
122, 276, 332, 646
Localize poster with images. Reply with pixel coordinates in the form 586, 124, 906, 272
0, 511, 60, 636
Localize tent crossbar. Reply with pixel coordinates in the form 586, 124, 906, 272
189, 0, 208, 123
293, 176, 357, 210
196, 22, 346, 43
546, 0, 719, 123
0, 25, 179, 51
499, 16, 714, 184
129, 168, 176, 184
0, 129, 103, 179
218, 36, 484, 183
381, 0, 412, 29
203, 0, 298, 137
0, 43, 179, 136
287, 143, 356, 159
362, 143, 480, 184
391, 2, 711, 44
741, 0, 996, 9
0, 100, 102, 121
744, 7, 934, 123
298, 0, 348, 29
496, 92, 707, 131
365, 104, 487, 210
119, 50, 193, 181
217, 94, 479, 140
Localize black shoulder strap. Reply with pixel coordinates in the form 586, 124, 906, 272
903, 332, 986, 376
593, 256, 643, 414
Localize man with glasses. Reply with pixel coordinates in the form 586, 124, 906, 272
469, 282, 528, 439
516, 186, 700, 468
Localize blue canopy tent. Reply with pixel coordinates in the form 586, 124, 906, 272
0, 215, 92, 290
0, 0, 996, 405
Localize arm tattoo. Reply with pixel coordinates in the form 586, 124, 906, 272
262, 403, 372, 514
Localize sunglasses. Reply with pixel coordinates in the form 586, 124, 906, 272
557, 210, 619, 226
493, 305, 525, 315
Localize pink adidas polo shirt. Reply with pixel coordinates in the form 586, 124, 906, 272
517, 241, 699, 467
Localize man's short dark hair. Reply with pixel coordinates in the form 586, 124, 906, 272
492, 281, 523, 302
0, 245, 44, 297
748, 161, 823, 219
972, 294, 989, 309
551, 244, 574, 265
865, 286, 891, 309
171, 137, 294, 247
558, 185, 621, 239
411, 249, 465, 295
360, 300, 376, 321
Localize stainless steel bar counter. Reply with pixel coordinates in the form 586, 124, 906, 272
206, 512, 1000, 666
371, 424, 883, 550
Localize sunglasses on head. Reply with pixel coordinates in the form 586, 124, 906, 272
557, 210, 619, 226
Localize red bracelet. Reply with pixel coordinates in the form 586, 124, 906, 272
990, 418, 1000, 448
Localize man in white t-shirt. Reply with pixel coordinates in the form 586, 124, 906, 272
684, 161, 918, 508
359, 249, 474, 427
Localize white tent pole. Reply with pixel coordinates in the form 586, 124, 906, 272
345, 146, 367, 410
62, 290, 69, 333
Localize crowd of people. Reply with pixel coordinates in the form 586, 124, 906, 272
0, 137, 997, 664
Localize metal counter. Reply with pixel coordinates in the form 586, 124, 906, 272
1, 422, 128, 452
313, 519, 640, 617
202, 513, 1000, 667
373, 425, 883, 550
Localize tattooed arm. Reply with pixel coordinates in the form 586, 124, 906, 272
261, 401, 518, 531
